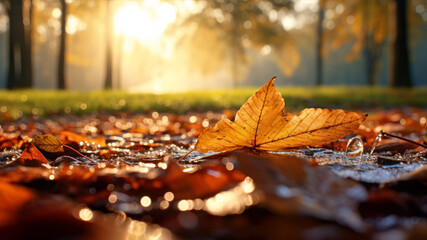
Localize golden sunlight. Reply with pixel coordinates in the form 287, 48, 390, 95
114, 1, 176, 47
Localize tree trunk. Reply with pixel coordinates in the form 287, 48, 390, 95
116, 35, 123, 89
22, 0, 33, 88
230, 5, 238, 88
390, 0, 411, 87
58, 0, 67, 89
362, 1, 374, 86
315, 0, 325, 86
104, 0, 113, 89
7, 0, 27, 89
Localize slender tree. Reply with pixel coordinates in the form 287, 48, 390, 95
390, 0, 411, 87
4, 0, 32, 89
104, 0, 113, 89
359, 0, 387, 86
58, 0, 67, 89
315, 0, 325, 86
22, 0, 33, 88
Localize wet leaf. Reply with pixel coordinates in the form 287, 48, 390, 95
0, 134, 23, 150
16, 143, 49, 166
60, 131, 106, 148
195, 77, 366, 153
164, 162, 246, 199
33, 134, 64, 152
232, 152, 367, 231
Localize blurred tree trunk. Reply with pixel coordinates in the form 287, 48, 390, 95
362, 1, 385, 86
6, 0, 32, 89
389, 0, 411, 87
230, 0, 241, 88
116, 35, 123, 89
58, 0, 67, 89
104, 0, 113, 89
22, 0, 33, 88
362, 2, 375, 86
315, 0, 325, 86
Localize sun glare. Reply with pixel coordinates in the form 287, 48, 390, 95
114, 1, 176, 46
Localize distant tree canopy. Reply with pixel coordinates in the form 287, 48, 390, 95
321, 0, 413, 87
319, 0, 389, 86
0, 0, 424, 90
169, 0, 300, 86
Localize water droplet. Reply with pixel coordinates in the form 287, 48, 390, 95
202, 119, 209, 128
189, 116, 197, 123
225, 162, 234, 171
160, 200, 169, 210
140, 196, 151, 207
164, 192, 174, 202
108, 192, 118, 204
369, 132, 383, 157
107, 183, 115, 191
177, 200, 191, 211
345, 137, 364, 157
78, 207, 93, 221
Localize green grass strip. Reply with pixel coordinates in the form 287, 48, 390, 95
0, 87, 426, 121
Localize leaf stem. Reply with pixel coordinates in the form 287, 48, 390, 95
380, 131, 427, 149
177, 149, 195, 163
63, 145, 97, 164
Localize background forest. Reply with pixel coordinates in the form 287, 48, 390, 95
0, 0, 426, 93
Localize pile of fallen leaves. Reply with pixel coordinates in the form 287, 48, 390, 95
0, 78, 427, 239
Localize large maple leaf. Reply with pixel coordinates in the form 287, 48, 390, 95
195, 77, 366, 153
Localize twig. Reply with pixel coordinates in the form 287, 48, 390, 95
63, 145, 97, 164
380, 131, 427, 149
177, 149, 195, 163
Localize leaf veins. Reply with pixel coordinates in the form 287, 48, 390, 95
195, 77, 366, 153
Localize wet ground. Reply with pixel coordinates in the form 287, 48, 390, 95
0, 109, 426, 239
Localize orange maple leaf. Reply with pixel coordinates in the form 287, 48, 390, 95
195, 77, 366, 153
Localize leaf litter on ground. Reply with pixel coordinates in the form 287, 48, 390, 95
0, 80, 426, 239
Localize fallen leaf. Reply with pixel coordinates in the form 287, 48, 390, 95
33, 134, 64, 152
195, 77, 366, 153
16, 143, 49, 166
232, 152, 367, 231
60, 131, 107, 148
0, 134, 23, 150
163, 162, 246, 199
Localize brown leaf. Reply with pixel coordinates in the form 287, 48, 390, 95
163, 162, 246, 199
232, 152, 367, 231
16, 143, 49, 166
0, 134, 23, 150
60, 131, 107, 148
195, 77, 366, 153
33, 134, 64, 152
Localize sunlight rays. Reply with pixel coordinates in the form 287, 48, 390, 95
114, 1, 176, 48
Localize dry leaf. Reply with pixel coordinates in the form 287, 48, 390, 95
33, 134, 64, 152
60, 131, 107, 148
0, 134, 23, 150
16, 143, 49, 166
195, 77, 366, 153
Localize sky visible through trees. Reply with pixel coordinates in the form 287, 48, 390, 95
0, 0, 426, 93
